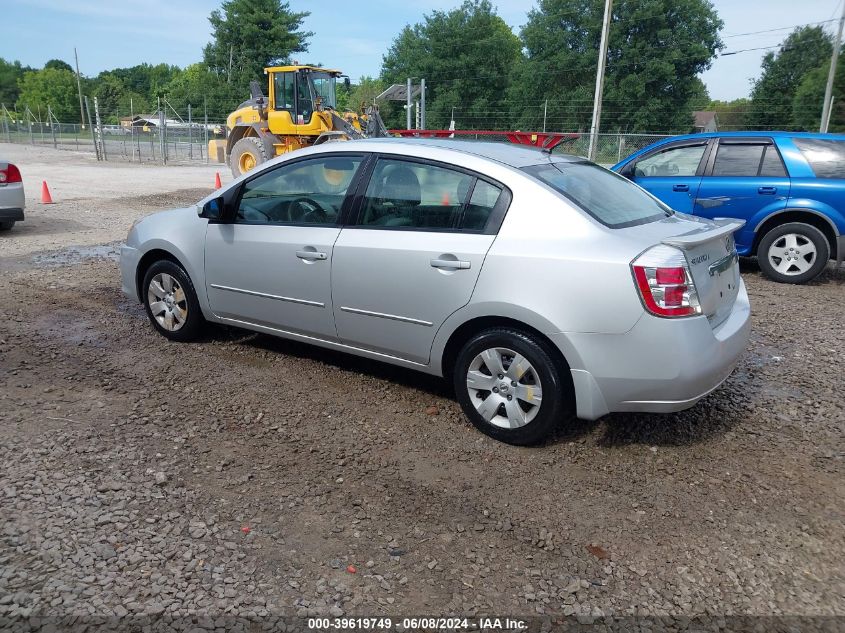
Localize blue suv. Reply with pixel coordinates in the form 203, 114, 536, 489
612, 132, 845, 283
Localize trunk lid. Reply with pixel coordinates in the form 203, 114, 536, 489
622, 214, 744, 327
662, 218, 744, 327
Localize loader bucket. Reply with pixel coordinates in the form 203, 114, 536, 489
208, 139, 226, 164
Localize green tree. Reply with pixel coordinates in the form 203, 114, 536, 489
791, 50, 844, 132
706, 98, 752, 130
164, 63, 240, 119
44, 59, 74, 72
17, 67, 80, 120
0, 58, 32, 107
104, 64, 182, 104
93, 74, 128, 119
342, 76, 384, 113
203, 0, 312, 94
511, 0, 723, 133
380, 0, 521, 130
745, 26, 832, 129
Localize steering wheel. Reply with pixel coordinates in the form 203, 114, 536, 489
290, 197, 329, 223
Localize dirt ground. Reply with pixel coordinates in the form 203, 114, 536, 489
0, 145, 843, 629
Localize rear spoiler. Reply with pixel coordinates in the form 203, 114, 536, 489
662, 218, 745, 249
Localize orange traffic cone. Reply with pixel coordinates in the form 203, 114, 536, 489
40, 180, 54, 204
214, 172, 222, 189
441, 192, 450, 205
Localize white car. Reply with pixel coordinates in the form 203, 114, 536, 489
0, 159, 25, 230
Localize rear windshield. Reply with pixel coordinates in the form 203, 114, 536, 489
523, 161, 671, 228
793, 138, 845, 179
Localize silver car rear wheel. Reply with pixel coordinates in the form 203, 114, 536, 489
147, 272, 188, 332
466, 347, 543, 429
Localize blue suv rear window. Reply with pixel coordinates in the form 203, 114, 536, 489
793, 138, 845, 179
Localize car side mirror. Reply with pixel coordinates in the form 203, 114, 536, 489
200, 196, 225, 221
344, 77, 351, 90
620, 163, 635, 180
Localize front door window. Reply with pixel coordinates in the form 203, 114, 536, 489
635, 145, 706, 177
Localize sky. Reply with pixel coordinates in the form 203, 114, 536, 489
2, 0, 843, 102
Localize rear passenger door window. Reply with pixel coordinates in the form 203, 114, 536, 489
759, 145, 787, 177
711, 144, 764, 176
356, 158, 502, 232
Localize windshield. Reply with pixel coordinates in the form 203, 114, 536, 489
310, 73, 337, 109
523, 161, 671, 228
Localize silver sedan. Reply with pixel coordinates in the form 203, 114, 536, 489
0, 159, 25, 230
120, 139, 750, 445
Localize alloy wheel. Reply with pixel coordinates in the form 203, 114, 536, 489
767, 232, 817, 276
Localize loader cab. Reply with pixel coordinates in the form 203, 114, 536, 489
268, 66, 340, 129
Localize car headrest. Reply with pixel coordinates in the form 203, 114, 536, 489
381, 166, 421, 206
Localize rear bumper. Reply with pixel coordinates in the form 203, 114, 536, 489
0, 207, 24, 222
557, 279, 751, 420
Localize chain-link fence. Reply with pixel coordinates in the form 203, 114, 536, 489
0, 104, 227, 165
557, 133, 671, 165
0, 104, 669, 168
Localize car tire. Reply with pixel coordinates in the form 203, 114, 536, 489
230, 137, 269, 178
453, 328, 573, 446
142, 260, 204, 342
0, 221, 14, 231
757, 222, 829, 284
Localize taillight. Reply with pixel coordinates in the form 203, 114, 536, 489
0, 163, 22, 184
631, 245, 701, 318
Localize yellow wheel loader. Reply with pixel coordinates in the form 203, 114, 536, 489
209, 65, 390, 177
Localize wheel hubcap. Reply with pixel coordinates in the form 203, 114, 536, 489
147, 273, 188, 332
466, 347, 543, 429
768, 233, 816, 276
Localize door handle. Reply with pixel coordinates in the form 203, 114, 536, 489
672, 184, 690, 192
758, 186, 777, 195
430, 258, 470, 270
296, 249, 327, 261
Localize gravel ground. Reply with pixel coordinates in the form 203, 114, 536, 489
0, 147, 843, 630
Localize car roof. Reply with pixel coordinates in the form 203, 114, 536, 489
611, 130, 845, 169
352, 138, 582, 168
650, 130, 845, 142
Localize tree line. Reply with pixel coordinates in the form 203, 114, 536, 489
0, 0, 842, 133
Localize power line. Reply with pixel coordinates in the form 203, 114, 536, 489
723, 18, 838, 38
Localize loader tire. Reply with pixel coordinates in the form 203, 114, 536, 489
230, 137, 269, 178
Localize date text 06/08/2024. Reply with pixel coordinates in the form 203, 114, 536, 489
306, 616, 529, 630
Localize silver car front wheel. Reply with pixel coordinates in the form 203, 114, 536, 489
147, 272, 188, 332
141, 260, 203, 341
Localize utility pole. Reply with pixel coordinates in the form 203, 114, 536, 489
74, 47, 85, 128
406, 77, 412, 130
588, 0, 613, 162
420, 78, 426, 130
820, 2, 844, 133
